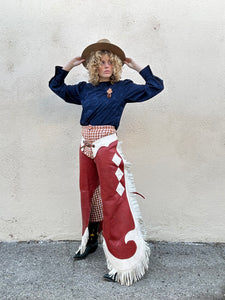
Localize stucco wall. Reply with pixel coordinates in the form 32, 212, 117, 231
1, 0, 225, 242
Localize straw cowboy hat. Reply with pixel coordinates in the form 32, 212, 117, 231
81, 39, 126, 68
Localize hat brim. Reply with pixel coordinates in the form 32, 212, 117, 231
81, 42, 126, 68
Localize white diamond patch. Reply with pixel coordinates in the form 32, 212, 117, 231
115, 168, 123, 181
116, 182, 125, 196
112, 153, 121, 166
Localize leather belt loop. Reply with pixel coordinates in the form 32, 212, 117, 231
81, 140, 95, 150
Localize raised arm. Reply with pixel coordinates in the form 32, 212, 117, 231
49, 57, 86, 105
124, 57, 144, 73
123, 58, 164, 103
63, 57, 85, 72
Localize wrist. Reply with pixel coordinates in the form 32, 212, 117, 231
132, 63, 142, 72
63, 65, 72, 72
63, 62, 75, 72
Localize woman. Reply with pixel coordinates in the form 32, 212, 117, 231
49, 39, 164, 286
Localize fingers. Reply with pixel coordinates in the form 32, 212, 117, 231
123, 58, 142, 72
63, 57, 85, 71
124, 57, 132, 65
124, 58, 135, 69
72, 57, 85, 66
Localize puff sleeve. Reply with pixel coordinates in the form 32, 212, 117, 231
49, 66, 86, 105
124, 65, 164, 103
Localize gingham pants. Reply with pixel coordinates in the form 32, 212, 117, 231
80, 125, 116, 222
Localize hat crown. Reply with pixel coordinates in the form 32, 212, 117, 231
97, 39, 111, 44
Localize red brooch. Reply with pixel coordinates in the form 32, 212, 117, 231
107, 88, 113, 98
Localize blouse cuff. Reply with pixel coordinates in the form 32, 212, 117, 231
139, 65, 153, 79
54, 66, 69, 80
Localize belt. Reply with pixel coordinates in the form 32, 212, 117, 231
80, 133, 118, 158
80, 141, 95, 150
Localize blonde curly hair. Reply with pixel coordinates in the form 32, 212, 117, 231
87, 50, 123, 86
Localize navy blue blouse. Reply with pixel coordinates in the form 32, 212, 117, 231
49, 65, 164, 129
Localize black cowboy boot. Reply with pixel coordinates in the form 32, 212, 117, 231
73, 222, 99, 260
103, 273, 118, 282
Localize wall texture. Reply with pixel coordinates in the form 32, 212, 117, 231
1, 0, 225, 242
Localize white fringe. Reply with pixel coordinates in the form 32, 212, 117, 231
102, 142, 150, 286
117, 141, 149, 241
103, 237, 150, 286
76, 227, 89, 254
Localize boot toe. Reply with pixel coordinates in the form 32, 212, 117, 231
73, 242, 98, 260
103, 273, 117, 282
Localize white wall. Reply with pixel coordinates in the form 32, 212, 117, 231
1, 0, 225, 242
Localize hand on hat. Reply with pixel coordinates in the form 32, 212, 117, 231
63, 57, 85, 72
124, 58, 143, 73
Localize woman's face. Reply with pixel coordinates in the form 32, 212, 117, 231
98, 54, 113, 82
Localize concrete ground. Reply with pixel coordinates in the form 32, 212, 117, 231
0, 241, 225, 300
